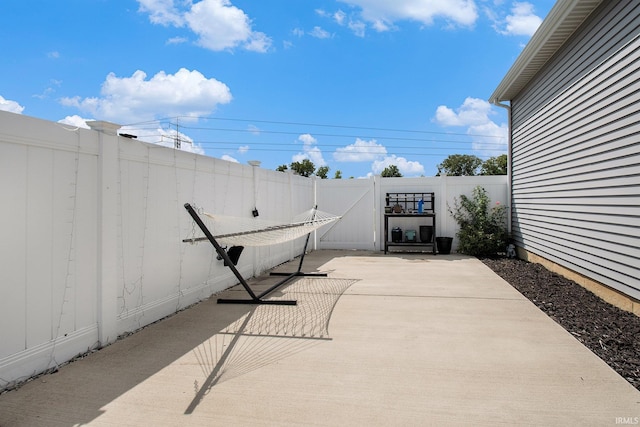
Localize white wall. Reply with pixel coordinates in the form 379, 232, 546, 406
0, 110, 507, 390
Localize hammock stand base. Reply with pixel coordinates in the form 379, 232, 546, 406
184, 203, 325, 306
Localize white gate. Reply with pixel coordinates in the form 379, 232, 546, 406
315, 177, 377, 250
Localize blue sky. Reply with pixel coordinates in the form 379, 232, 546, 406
1, 0, 554, 177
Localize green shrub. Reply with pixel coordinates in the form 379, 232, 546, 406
449, 186, 508, 257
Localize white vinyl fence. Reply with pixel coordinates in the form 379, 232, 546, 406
0, 111, 507, 390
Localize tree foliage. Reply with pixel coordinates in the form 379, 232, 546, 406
449, 186, 508, 257
480, 154, 507, 175
437, 154, 482, 176
290, 159, 315, 177
381, 164, 403, 177
276, 164, 288, 172
334, 170, 342, 179
316, 166, 329, 179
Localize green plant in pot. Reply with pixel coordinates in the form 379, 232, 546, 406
448, 186, 507, 257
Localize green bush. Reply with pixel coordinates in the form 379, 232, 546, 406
449, 186, 508, 257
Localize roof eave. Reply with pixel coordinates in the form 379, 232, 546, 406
490, 0, 603, 104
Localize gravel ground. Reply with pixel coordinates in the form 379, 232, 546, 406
482, 257, 640, 391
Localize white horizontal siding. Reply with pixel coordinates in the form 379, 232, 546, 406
510, 0, 640, 300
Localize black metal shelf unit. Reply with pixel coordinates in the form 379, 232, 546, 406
384, 192, 436, 254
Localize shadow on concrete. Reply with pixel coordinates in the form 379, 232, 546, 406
0, 256, 355, 426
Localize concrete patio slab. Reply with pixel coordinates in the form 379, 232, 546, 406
0, 250, 638, 426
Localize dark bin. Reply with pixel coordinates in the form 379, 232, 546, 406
391, 227, 403, 243
419, 225, 433, 243
436, 237, 453, 254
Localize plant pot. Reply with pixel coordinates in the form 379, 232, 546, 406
436, 237, 453, 254
419, 225, 433, 243
391, 227, 403, 243
405, 229, 416, 242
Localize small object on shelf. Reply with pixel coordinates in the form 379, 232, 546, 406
392, 227, 403, 242
420, 225, 433, 243
385, 206, 392, 214
418, 199, 424, 213
393, 204, 403, 213
405, 229, 416, 242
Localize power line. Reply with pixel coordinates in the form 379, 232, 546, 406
179, 115, 504, 139
123, 115, 506, 141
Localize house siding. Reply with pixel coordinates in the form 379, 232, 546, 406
510, 0, 640, 300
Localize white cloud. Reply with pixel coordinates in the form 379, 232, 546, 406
166, 36, 188, 45
139, 0, 272, 52
309, 26, 332, 39
338, 0, 478, 31
238, 145, 249, 154
221, 154, 239, 162
334, 138, 387, 162
0, 96, 25, 114
114, 124, 207, 154
348, 20, 367, 37
496, 2, 542, 36
334, 10, 347, 25
298, 133, 317, 145
371, 155, 425, 176
60, 68, 232, 124
434, 97, 493, 127
137, 0, 184, 26
292, 133, 326, 167
58, 115, 91, 129
433, 97, 508, 156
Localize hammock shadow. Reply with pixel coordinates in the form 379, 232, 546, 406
185, 276, 357, 414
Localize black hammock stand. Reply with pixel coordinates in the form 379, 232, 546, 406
183, 203, 328, 305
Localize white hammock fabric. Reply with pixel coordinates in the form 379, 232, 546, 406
189, 207, 341, 247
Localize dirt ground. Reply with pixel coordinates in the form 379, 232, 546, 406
482, 257, 640, 391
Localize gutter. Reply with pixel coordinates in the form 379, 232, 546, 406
490, 99, 513, 235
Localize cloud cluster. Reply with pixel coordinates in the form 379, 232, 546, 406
333, 138, 386, 162
0, 96, 25, 114
490, 1, 542, 37
434, 97, 507, 156
61, 68, 232, 124
316, 1, 542, 38
292, 133, 327, 167
289, 134, 425, 178
340, 0, 477, 31
371, 155, 425, 176
137, 0, 271, 52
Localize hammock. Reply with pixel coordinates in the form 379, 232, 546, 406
183, 207, 341, 247
183, 203, 341, 305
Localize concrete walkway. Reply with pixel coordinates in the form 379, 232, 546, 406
1, 250, 638, 426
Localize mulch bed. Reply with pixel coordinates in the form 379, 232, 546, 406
482, 257, 640, 391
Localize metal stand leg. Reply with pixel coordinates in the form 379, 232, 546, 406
184, 203, 297, 305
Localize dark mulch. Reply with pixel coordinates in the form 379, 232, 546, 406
482, 257, 640, 391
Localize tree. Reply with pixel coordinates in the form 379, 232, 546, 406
481, 154, 507, 175
290, 159, 315, 177
276, 164, 288, 172
334, 170, 342, 179
381, 164, 402, 177
437, 154, 482, 176
316, 166, 329, 179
